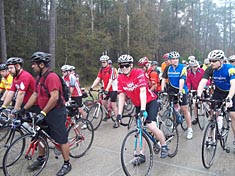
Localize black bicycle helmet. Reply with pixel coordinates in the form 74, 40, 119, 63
0, 63, 8, 70
6, 57, 24, 66
30, 52, 51, 64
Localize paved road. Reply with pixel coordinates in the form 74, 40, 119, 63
36, 117, 235, 176
1, 98, 234, 176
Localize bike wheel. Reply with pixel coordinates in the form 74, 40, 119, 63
68, 119, 94, 158
180, 115, 188, 131
201, 121, 218, 169
0, 126, 23, 168
160, 117, 179, 157
189, 99, 193, 118
86, 103, 103, 130
197, 102, 206, 130
121, 129, 153, 176
3, 133, 49, 176
220, 113, 230, 149
124, 98, 134, 112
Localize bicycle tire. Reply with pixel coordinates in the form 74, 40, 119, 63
160, 117, 179, 157
3, 133, 49, 176
197, 102, 206, 130
121, 129, 153, 176
189, 99, 193, 118
220, 113, 230, 149
0, 126, 23, 168
124, 98, 134, 112
86, 103, 103, 130
68, 119, 94, 158
180, 115, 188, 131
201, 121, 217, 169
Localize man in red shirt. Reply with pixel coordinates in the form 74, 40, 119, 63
90, 55, 118, 128
117, 54, 169, 165
0, 57, 38, 114
61, 65, 87, 127
22, 52, 71, 176
138, 57, 161, 94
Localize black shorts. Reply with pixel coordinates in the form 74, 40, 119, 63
44, 106, 68, 144
103, 91, 118, 102
212, 89, 235, 112
71, 96, 83, 107
135, 99, 159, 123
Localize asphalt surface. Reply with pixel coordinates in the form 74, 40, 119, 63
1, 115, 235, 176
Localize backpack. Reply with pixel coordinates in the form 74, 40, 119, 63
36, 70, 70, 103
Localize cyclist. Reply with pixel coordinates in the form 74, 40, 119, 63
161, 53, 170, 73
202, 58, 211, 70
22, 52, 71, 176
117, 54, 169, 164
61, 64, 87, 128
90, 55, 118, 128
0, 63, 13, 104
228, 55, 235, 67
197, 50, 235, 150
161, 51, 193, 140
186, 59, 205, 125
138, 57, 161, 95
0, 57, 37, 114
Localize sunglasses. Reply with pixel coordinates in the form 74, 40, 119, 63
209, 59, 219, 63
229, 60, 235, 63
120, 63, 130, 69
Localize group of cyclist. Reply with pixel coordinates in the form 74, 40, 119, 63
0, 48, 235, 173
0, 53, 72, 176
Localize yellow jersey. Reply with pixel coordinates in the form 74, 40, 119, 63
0, 74, 13, 90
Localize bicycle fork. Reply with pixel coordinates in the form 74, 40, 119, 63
25, 139, 39, 160
134, 119, 143, 156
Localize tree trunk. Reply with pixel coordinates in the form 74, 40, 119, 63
0, 0, 7, 62
49, 0, 56, 69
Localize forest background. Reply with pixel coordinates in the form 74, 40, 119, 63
0, 0, 235, 85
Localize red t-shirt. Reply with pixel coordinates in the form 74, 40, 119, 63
146, 67, 161, 92
97, 65, 117, 91
118, 68, 156, 106
35, 72, 64, 109
63, 73, 82, 97
10, 70, 35, 105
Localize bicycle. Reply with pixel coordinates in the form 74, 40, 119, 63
188, 90, 197, 118
120, 111, 178, 176
161, 92, 188, 131
195, 88, 211, 130
86, 89, 116, 130
200, 98, 230, 169
2, 111, 94, 176
0, 109, 34, 168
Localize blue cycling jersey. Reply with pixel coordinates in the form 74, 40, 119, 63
163, 63, 188, 93
203, 64, 235, 91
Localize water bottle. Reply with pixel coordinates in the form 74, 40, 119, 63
174, 104, 182, 124
217, 115, 223, 132
22, 122, 33, 133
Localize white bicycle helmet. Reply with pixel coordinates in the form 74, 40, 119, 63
118, 54, 134, 63
204, 58, 210, 65
69, 65, 76, 70
188, 55, 195, 61
189, 59, 199, 67
100, 55, 109, 62
207, 50, 225, 60
228, 55, 235, 61
169, 51, 180, 59
61, 65, 71, 71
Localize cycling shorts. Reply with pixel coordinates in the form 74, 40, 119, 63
135, 99, 159, 123
71, 96, 83, 107
103, 91, 117, 102
44, 106, 68, 144
212, 89, 235, 112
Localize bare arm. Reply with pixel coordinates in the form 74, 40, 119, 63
42, 90, 59, 114
118, 92, 126, 114
2, 90, 15, 108
91, 77, 101, 89
14, 91, 26, 110
140, 87, 147, 110
24, 92, 38, 110
227, 79, 235, 99
197, 78, 208, 97
161, 78, 166, 91
179, 79, 184, 92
